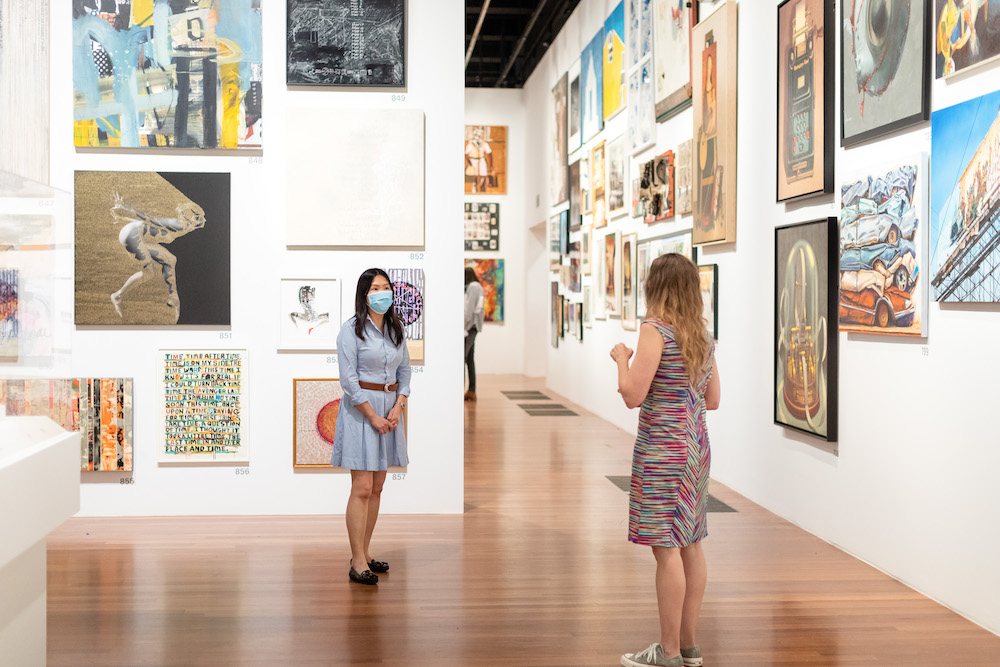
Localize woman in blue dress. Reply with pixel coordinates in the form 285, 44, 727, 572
333, 268, 410, 585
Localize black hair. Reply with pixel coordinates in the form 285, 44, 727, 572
353, 268, 404, 347
465, 267, 480, 286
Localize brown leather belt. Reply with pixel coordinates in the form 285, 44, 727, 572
359, 381, 399, 392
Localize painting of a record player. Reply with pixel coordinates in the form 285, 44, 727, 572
774, 218, 838, 442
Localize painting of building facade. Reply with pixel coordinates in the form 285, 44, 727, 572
72, 1, 263, 149
580, 28, 605, 141
464, 124, 507, 195
287, 0, 404, 86
604, 2, 626, 121
75, 171, 231, 326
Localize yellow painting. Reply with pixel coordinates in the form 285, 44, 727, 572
603, 3, 626, 121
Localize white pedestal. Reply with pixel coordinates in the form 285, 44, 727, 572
0, 417, 80, 666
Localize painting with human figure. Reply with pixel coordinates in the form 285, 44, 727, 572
465, 125, 508, 195
278, 279, 341, 351
74, 171, 231, 326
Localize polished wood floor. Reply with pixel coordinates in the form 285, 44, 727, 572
47, 375, 1000, 666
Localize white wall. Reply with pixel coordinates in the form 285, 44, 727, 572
48, 2, 465, 515
464, 89, 531, 376
524, 0, 1000, 635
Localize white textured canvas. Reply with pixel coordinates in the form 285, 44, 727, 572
286, 108, 425, 247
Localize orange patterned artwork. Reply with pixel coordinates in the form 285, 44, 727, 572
465, 258, 505, 323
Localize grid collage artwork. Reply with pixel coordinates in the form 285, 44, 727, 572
544, 0, 989, 442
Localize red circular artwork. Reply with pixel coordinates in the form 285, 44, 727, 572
317, 399, 341, 443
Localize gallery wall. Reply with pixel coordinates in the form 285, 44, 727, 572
45, 2, 466, 515
522, 0, 1000, 635
464, 89, 530, 376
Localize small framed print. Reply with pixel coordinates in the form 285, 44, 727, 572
279, 279, 341, 351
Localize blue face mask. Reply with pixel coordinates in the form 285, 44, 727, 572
368, 290, 394, 314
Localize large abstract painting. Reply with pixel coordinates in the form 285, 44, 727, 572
287, 0, 404, 86
653, 0, 697, 119
581, 27, 605, 141
464, 124, 507, 195
628, 59, 656, 155
389, 268, 425, 364
931, 90, 1000, 302
774, 219, 838, 441
568, 59, 582, 153
935, 0, 1000, 78
637, 231, 695, 317
552, 73, 569, 205
0, 267, 18, 362
604, 2, 626, 121
465, 258, 504, 323
1, 0, 48, 182
777, 0, 834, 202
629, 0, 653, 69
160, 349, 248, 463
288, 108, 424, 246
72, 1, 263, 149
692, 2, 738, 245
842, 0, 930, 147
75, 171, 231, 326
464, 202, 500, 251
278, 278, 340, 351
840, 156, 928, 336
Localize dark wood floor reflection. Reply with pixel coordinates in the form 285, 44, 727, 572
48, 375, 1000, 666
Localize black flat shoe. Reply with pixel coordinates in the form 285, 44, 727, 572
349, 567, 378, 585
367, 559, 389, 573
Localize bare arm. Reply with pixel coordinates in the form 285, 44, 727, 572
704, 357, 721, 410
611, 323, 664, 409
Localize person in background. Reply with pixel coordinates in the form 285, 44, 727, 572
333, 268, 411, 585
464, 267, 485, 401
610, 253, 721, 667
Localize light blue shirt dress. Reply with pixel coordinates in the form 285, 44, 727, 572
331, 316, 411, 470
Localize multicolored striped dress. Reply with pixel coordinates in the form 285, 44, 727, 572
629, 319, 715, 547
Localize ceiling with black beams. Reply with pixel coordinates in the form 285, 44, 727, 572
466, 0, 582, 88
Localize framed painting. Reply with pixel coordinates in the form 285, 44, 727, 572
603, 231, 622, 318
607, 135, 627, 218
278, 279, 341, 351
0, 268, 18, 362
930, 90, 1000, 302
560, 295, 567, 337
582, 225, 592, 275
388, 268, 425, 364
569, 241, 582, 293
936, 0, 1000, 78
1, 0, 48, 182
465, 125, 507, 195
583, 284, 593, 328
570, 160, 582, 231
592, 140, 607, 228
559, 209, 570, 257
604, 2, 626, 121
656, 150, 675, 220
160, 349, 249, 464
840, 155, 928, 336
568, 59, 583, 153
637, 231, 696, 317
551, 73, 569, 205
551, 282, 560, 348
774, 219, 838, 441
72, 2, 263, 149
594, 236, 607, 321
676, 139, 693, 215
74, 171, 231, 326
288, 108, 424, 246
777, 0, 834, 202
465, 259, 504, 323
549, 213, 562, 270
464, 202, 500, 251
628, 60, 656, 155
287, 0, 405, 87
653, 0, 698, 119
632, 178, 644, 218
293, 378, 343, 468
842, 0, 930, 147
629, 0, 654, 69
581, 154, 592, 214
76, 378, 134, 472
692, 2, 738, 246
699, 264, 718, 340
621, 233, 638, 330
581, 27, 605, 141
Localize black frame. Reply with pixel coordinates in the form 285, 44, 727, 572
840, 0, 931, 147
773, 218, 838, 442
775, 0, 835, 203
698, 263, 719, 340
286, 0, 407, 88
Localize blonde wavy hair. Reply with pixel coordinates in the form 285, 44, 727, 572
644, 253, 710, 383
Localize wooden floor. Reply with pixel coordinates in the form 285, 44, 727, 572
47, 375, 1000, 666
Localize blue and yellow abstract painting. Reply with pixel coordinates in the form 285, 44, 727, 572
603, 2, 626, 121
72, 0, 263, 149
580, 27, 605, 141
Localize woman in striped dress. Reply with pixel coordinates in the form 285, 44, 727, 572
611, 253, 721, 667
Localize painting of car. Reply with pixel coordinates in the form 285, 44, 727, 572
840, 239, 917, 290
840, 209, 916, 249
839, 286, 913, 328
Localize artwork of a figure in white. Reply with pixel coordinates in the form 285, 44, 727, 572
465, 127, 494, 193
289, 285, 329, 334
109, 192, 205, 322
